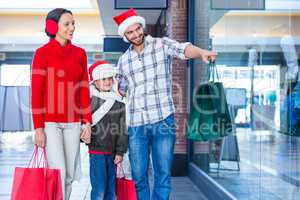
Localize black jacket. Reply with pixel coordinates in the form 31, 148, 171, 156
88, 96, 128, 156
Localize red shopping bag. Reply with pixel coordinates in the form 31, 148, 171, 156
116, 165, 137, 200
10, 146, 62, 200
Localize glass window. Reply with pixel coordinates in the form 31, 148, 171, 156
189, 1, 299, 199
0, 64, 30, 86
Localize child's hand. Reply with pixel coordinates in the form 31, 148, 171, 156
80, 123, 91, 144
114, 155, 123, 164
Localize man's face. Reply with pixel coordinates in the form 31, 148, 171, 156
124, 23, 145, 45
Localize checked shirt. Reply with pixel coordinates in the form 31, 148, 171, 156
117, 35, 190, 127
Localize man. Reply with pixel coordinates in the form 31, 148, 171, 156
113, 8, 217, 200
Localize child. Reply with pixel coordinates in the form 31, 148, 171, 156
88, 60, 128, 200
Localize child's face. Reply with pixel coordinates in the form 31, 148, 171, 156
94, 77, 114, 92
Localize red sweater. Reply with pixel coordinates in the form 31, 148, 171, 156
31, 39, 92, 129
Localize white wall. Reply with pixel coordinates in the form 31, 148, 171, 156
0, 13, 104, 51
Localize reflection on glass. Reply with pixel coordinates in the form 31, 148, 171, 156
189, 1, 300, 199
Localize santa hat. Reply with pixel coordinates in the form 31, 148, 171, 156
88, 60, 116, 83
113, 8, 145, 42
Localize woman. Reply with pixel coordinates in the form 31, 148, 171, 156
31, 8, 92, 200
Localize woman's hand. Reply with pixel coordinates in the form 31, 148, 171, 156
35, 128, 46, 147
80, 123, 91, 144
114, 155, 123, 165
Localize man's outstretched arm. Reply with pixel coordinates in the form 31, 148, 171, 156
184, 44, 218, 64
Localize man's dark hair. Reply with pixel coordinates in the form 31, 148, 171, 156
45, 8, 73, 38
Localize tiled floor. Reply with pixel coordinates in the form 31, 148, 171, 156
208, 128, 300, 200
4, 128, 299, 200
0, 132, 206, 200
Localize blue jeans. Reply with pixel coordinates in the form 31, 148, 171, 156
128, 114, 176, 200
89, 154, 116, 200
294, 81, 300, 111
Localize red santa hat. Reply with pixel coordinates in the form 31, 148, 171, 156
113, 8, 145, 42
88, 60, 116, 84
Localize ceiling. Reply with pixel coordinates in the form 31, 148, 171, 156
96, 0, 162, 36
0, 0, 99, 13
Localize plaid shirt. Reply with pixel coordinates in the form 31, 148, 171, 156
117, 35, 191, 127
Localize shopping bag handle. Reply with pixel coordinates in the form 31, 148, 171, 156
208, 60, 220, 82
115, 164, 126, 178
27, 146, 49, 168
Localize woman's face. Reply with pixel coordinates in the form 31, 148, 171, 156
56, 13, 75, 41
